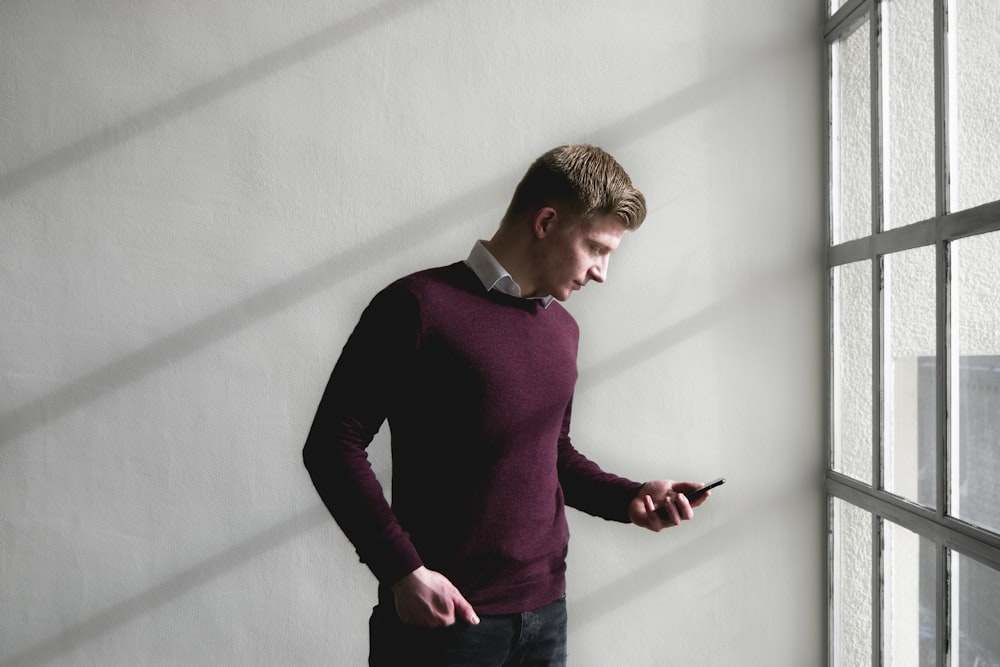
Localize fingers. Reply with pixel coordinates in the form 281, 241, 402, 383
631, 484, 699, 532
651, 493, 694, 530
687, 489, 710, 508
677, 483, 705, 507
454, 595, 481, 626
674, 493, 694, 520
658, 495, 680, 526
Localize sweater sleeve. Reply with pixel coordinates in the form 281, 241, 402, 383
302, 283, 423, 585
555, 396, 644, 523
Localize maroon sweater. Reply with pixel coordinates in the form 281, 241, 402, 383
303, 262, 642, 615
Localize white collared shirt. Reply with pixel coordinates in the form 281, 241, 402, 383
464, 241, 554, 308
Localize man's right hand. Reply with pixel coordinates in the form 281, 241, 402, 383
391, 566, 480, 627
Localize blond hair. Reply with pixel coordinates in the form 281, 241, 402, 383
501, 144, 646, 230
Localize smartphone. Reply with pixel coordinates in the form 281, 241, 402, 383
685, 477, 725, 503
655, 477, 725, 520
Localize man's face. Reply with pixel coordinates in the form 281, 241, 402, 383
532, 213, 627, 301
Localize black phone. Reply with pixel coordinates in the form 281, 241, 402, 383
685, 477, 725, 503
655, 477, 725, 520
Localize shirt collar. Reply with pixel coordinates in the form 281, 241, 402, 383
464, 241, 554, 308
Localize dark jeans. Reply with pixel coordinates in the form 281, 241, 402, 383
368, 595, 568, 667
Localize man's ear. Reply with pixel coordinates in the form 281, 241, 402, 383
532, 207, 559, 239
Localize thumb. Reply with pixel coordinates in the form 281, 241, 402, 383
454, 594, 480, 625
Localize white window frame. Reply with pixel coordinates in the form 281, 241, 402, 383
825, 0, 1000, 664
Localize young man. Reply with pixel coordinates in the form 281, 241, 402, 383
303, 144, 711, 666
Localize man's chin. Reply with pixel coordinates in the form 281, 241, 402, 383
553, 289, 573, 302
537, 285, 574, 302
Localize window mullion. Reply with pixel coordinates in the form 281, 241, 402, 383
874, 514, 885, 666
868, 0, 884, 496
937, 544, 950, 667
869, 1, 885, 664
826, 0, 869, 42
935, 237, 950, 667
933, 0, 950, 220
829, 201, 1000, 269
933, 1, 951, 664
828, 475, 1000, 563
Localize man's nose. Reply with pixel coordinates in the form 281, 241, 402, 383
588, 258, 608, 283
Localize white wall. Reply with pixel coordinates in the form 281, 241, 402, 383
0, 2, 824, 665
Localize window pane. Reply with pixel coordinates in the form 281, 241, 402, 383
884, 0, 936, 229
885, 246, 936, 507
833, 498, 873, 667
884, 521, 936, 667
833, 17, 872, 243
834, 260, 873, 484
952, 551, 1000, 666
952, 0, 1000, 211
952, 232, 1000, 534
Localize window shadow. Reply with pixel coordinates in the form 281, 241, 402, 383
578, 258, 816, 391
567, 473, 818, 632
568, 511, 749, 632
0, 29, 813, 447
0, 0, 434, 199
0, 177, 503, 447
0, 506, 331, 667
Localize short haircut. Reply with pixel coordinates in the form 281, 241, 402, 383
501, 144, 647, 230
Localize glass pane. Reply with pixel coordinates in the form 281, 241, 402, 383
833, 17, 872, 243
833, 498, 873, 667
884, 0, 936, 229
885, 246, 936, 507
834, 260, 873, 484
830, 0, 848, 16
952, 232, 1000, 534
952, 0, 1000, 211
884, 521, 937, 667
952, 551, 1000, 666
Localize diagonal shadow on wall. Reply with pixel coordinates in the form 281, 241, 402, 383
567, 512, 751, 633
0, 176, 504, 447
0, 506, 331, 667
0, 30, 812, 448
0, 0, 434, 200
566, 473, 819, 633
577, 257, 818, 391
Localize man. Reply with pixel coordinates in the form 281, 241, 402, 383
303, 144, 711, 666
